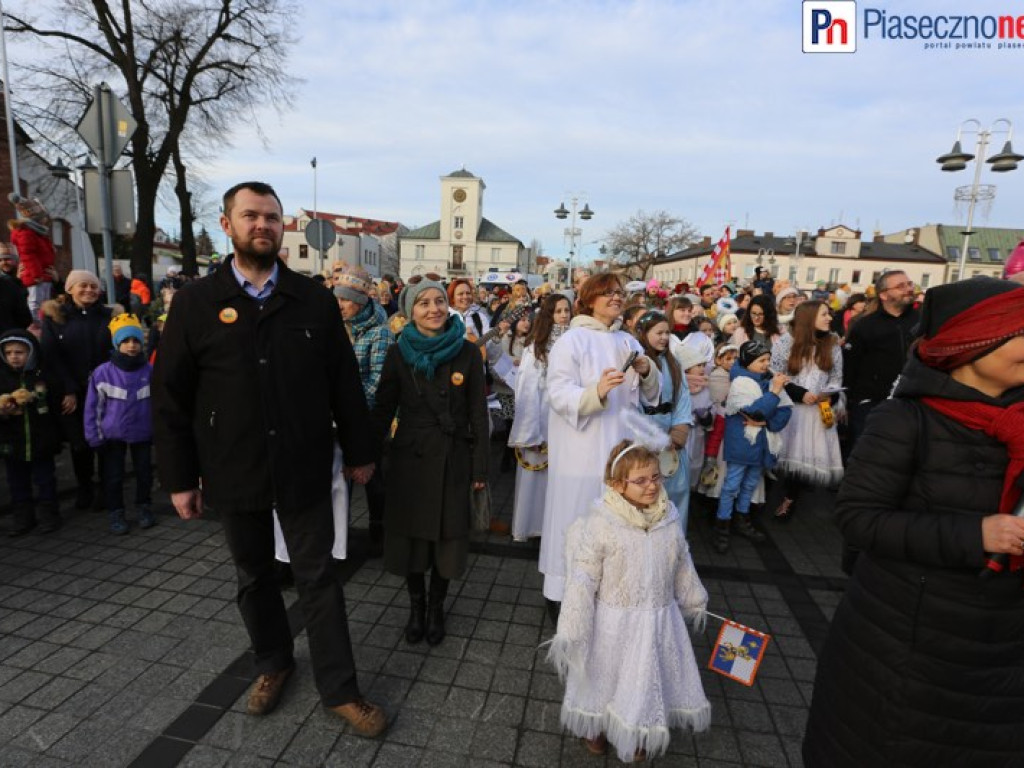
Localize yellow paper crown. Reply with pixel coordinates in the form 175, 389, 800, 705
108, 313, 143, 338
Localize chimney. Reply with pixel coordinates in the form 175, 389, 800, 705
701, 236, 712, 247
873, 231, 884, 242
737, 229, 754, 238
763, 231, 774, 239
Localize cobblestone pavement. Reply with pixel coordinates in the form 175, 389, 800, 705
0, 446, 846, 766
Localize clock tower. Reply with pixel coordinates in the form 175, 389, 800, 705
440, 168, 484, 242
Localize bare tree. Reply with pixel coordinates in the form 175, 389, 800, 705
6, 0, 297, 279
604, 210, 700, 279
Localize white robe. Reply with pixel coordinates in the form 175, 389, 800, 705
273, 445, 348, 562
539, 319, 659, 601
508, 344, 549, 541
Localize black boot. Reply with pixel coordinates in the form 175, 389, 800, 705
36, 500, 61, 534
733, 513, 766, 543
405, 574, 426, 645
712, 519, 730, 554
545, 598, 561, 627
70, 449, 95, 510
7, 502, 36, 537
425, 573, 449, 646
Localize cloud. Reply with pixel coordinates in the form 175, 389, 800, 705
197, 0, 1024, 256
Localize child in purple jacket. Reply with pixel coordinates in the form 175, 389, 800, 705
84, 314, 154, 534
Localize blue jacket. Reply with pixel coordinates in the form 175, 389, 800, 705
84, 355, 153, 446
722, 364, 791, 468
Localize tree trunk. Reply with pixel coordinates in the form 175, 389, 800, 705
173, 149, 197, 276
130, 169, 160, 286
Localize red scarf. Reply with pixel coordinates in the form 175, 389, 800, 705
921, 397, 1024, 572
917, 289, 1024, 370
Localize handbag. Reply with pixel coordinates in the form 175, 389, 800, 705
470, 484, 491, 532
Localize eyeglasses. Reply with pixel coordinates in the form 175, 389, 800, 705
600, 290, 626, 299
626, 474, 663, 488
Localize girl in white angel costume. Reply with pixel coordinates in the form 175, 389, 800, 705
547, 438, 711, 762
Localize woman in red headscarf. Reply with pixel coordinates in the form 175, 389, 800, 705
803, 277, 1024, 766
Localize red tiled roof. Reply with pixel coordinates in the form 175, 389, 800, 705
284, 209, 400, 237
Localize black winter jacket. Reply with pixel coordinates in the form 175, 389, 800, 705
803, 354, 1024, 767
39, 298, 112, 398
0, 330, 62, 460
841, 305, 919, 404
152, 258, 374, 513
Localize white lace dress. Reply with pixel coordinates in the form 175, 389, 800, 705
547, 499, 711, 761
770, 334, 844, 486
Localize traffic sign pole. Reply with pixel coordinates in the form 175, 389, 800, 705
94, 85, 118, 303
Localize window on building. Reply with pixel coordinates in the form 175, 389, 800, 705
972, 269, 982, 276
454, 216, 464, 230
806, 266, 816, 282
852, 269, 862, 284
988, 248, 1002, 262
770, 265, 779, 277
452, 245, 464, 270
968, 247, 981, 261
299, 244, 308, 260
921, 273, 930, 288
871, 271, 882, 285
950, 269, 960, 281
491, 248, 500, 260
787, 266, 797, 282
830, 241, 846, 255
946, 246, 960, 261
415, 245, 424, 260
828, 268, 840, 284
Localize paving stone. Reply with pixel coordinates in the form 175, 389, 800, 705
0, 669, 50, 703
383, 650, 424, 679
479, 692, 526, 728
516, 730, 563, 768
21, 676, 86, 710
178, 744, 233, 767
736, 730, 788, 767
453, 661, 493, 691
426, 715, 475, 754
440, 687, 487, 720
693, 725, 742, 762
369, 743, 422, 767
322, 734, 380, 767
420, 750, 470, 768
520, 700, 563, 735
404, 681, 449, 711
528, 671, 563, 702
68, 624, 122, 651
419, 657, 459, 685
491, 666, 530, 697
386, 707, 437, 747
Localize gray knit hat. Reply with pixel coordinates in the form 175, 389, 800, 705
333, 263, 373, 307
399, 278, 446, 318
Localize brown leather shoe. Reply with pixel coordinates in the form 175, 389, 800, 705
246, 664, 294, 716
328, 698, 388, 737
489, 518, 510, 535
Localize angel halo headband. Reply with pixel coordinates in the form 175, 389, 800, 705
611, 443, 644, 474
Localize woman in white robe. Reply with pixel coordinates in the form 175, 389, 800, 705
508, 294, 572, 541
540, 274, 660, 610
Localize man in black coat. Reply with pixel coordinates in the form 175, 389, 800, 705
0, 244, 30, 332
842, 269, 919, 449
110, 264, 132, 308
152, 181, 387, 736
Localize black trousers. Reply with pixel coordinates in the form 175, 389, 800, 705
218, 496, 360, 706
100, 441, 152, 511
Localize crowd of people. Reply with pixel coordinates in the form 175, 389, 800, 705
5, 180, 1024, 763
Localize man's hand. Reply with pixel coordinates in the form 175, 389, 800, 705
171, 489, 203, 520
472, 481, 486, 490
345, 463, 375, 485
61, 394, 77, 415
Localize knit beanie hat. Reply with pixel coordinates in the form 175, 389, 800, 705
918, 276, 1022, 340
739, 339, 771, 368
716, 313, 739, 332
333, 263, 373, 306
674, 342, 707, 372
65, 269, 101, 292
8, 193, 50, 236
399, 278, 446, 318
109, 313, 144, 348
716, 297, 739, 316
775, 285, 799, 307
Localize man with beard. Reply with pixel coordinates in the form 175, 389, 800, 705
152, 181, 387, 735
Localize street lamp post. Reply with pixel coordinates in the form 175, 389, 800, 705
554, 196, 594, 285
936, 118, 1022, 281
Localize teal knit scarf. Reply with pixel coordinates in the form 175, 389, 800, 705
398, 314, 466, 379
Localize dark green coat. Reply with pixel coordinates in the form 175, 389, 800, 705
372, 341, 488, 541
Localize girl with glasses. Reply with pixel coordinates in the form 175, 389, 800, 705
547, 438, 710, 762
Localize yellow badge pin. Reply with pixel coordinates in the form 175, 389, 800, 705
451, 371, 465, 386
219, 307, 238, 324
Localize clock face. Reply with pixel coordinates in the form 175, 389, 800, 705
452, 189, 467, 203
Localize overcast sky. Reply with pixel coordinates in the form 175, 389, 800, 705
204, 0, 1023, 262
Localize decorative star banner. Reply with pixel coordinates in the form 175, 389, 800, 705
696, 226, 731, 287
708, 616, 771, 687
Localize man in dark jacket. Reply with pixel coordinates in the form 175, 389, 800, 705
842, 269, 919, 449
0, 244, 30, 332
110, 264, 132, 308
152, 181, 387, 736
